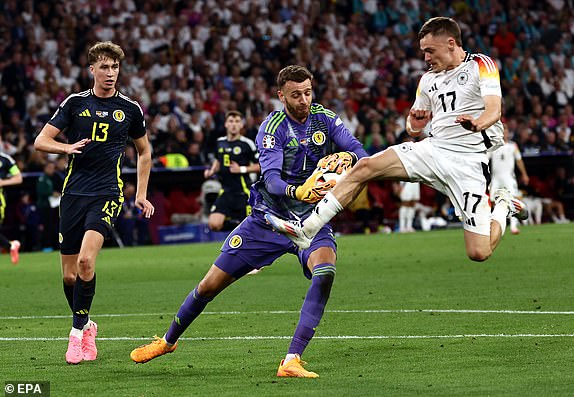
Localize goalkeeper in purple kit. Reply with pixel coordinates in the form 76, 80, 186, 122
130, 65, 367, 377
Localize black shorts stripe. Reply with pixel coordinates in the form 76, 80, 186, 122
481, 162, 491, 194
481, 130, 492, 149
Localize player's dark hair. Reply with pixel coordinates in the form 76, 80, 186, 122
277, 65, 313, 89
88, 41, 125, 65
225, 110, 243, 120
418, 17, 462, 47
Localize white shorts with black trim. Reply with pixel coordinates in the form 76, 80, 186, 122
392, 139, 492, 236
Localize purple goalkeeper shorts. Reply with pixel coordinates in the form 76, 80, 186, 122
214, 211, 337, 279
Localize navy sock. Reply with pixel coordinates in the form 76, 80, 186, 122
165, 286, 212, 344
0, 234, 10, 250
288, 263, 335, 355
63, 279, 75, 312
72, 274, 96, 330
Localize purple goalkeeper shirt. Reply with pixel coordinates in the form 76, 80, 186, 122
249, 103, 367, 221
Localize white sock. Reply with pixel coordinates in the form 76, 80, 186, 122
491, 202, 508, 236
82, 320, 92, 331
399, 206, 407, 232
162, 334, 174, 347
303, 192, 343, 236
406, 207, 416, 230
70, 327, 83, 339
284, 353, 299, 364
510, 217, 519, 230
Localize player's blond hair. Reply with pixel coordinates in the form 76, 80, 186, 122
87, 41, 125, 65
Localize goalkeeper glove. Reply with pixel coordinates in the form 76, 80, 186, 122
317, 151, 357, 174
286, 169, 336, 204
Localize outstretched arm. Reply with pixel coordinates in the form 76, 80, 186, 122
132, 134, 155, 218
406, 109, 432, 137
455, 95, 501, 132
516, 158, 529, 185
34, 123, 90, 154
229, 161, 260, 174
204, 159, 220, 178
0, 171, 22, 187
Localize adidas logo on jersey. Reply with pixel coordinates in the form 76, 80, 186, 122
79, 109, 92, 117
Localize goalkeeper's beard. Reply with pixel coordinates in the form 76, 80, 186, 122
286, 102, 310, 123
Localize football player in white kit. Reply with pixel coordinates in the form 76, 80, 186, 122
398, 181, 420, 233
267, 17, 528, 262
488, 124, 529, 234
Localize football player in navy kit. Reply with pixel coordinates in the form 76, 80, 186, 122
0, 152, 23, 264
35, 41, 154, 364
204, 110, 260, 231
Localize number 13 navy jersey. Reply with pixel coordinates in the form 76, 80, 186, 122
48, 89, 146, 197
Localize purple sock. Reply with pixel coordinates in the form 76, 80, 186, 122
288, 263, 335, 355
165, 287, 212, 344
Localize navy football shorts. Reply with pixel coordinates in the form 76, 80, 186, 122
59, 194, 123, 255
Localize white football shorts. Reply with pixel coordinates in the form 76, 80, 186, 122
400, 181, 420, 202
490, 175, 520, 199
392, 139, 492, 236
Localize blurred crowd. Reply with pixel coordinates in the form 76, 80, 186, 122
1, 0, 573, 249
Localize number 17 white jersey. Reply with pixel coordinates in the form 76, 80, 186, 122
413, 52, 504, 156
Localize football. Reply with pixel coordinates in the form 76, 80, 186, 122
316, 167, 348, 185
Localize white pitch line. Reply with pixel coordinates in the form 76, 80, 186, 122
1, 334, 574, 342
1, 308, 574, 320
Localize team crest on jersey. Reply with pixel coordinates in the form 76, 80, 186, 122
233, 146, 242, 155
228, 235, 243, 248
457, 72, 469, 85
311, 131, 326, 145
399, 143, 412, 153
262, 134, 275, 149
113, 110, 125, 122
96, 111, 108, 118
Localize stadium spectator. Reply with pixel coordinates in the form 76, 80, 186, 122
267, 17, 528, 263
36, 161, 59, 250
130, 65, 368, 378
0, 0, 571, 237
115, 182, 150, 247
15, 191, 39, 252
34, 42, 155, 365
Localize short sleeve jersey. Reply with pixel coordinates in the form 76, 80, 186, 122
215, 135, 259, 195
250, 103, 368, 220
0, 152, 19, 196
48, 89, 146, 196
413, 52, 504, 155
489, 140, 522, 180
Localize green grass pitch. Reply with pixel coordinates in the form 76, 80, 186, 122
1, 223, 573, 396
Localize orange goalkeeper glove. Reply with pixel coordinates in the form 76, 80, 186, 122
286, 169, 336, 203
317, 151, 356, 174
